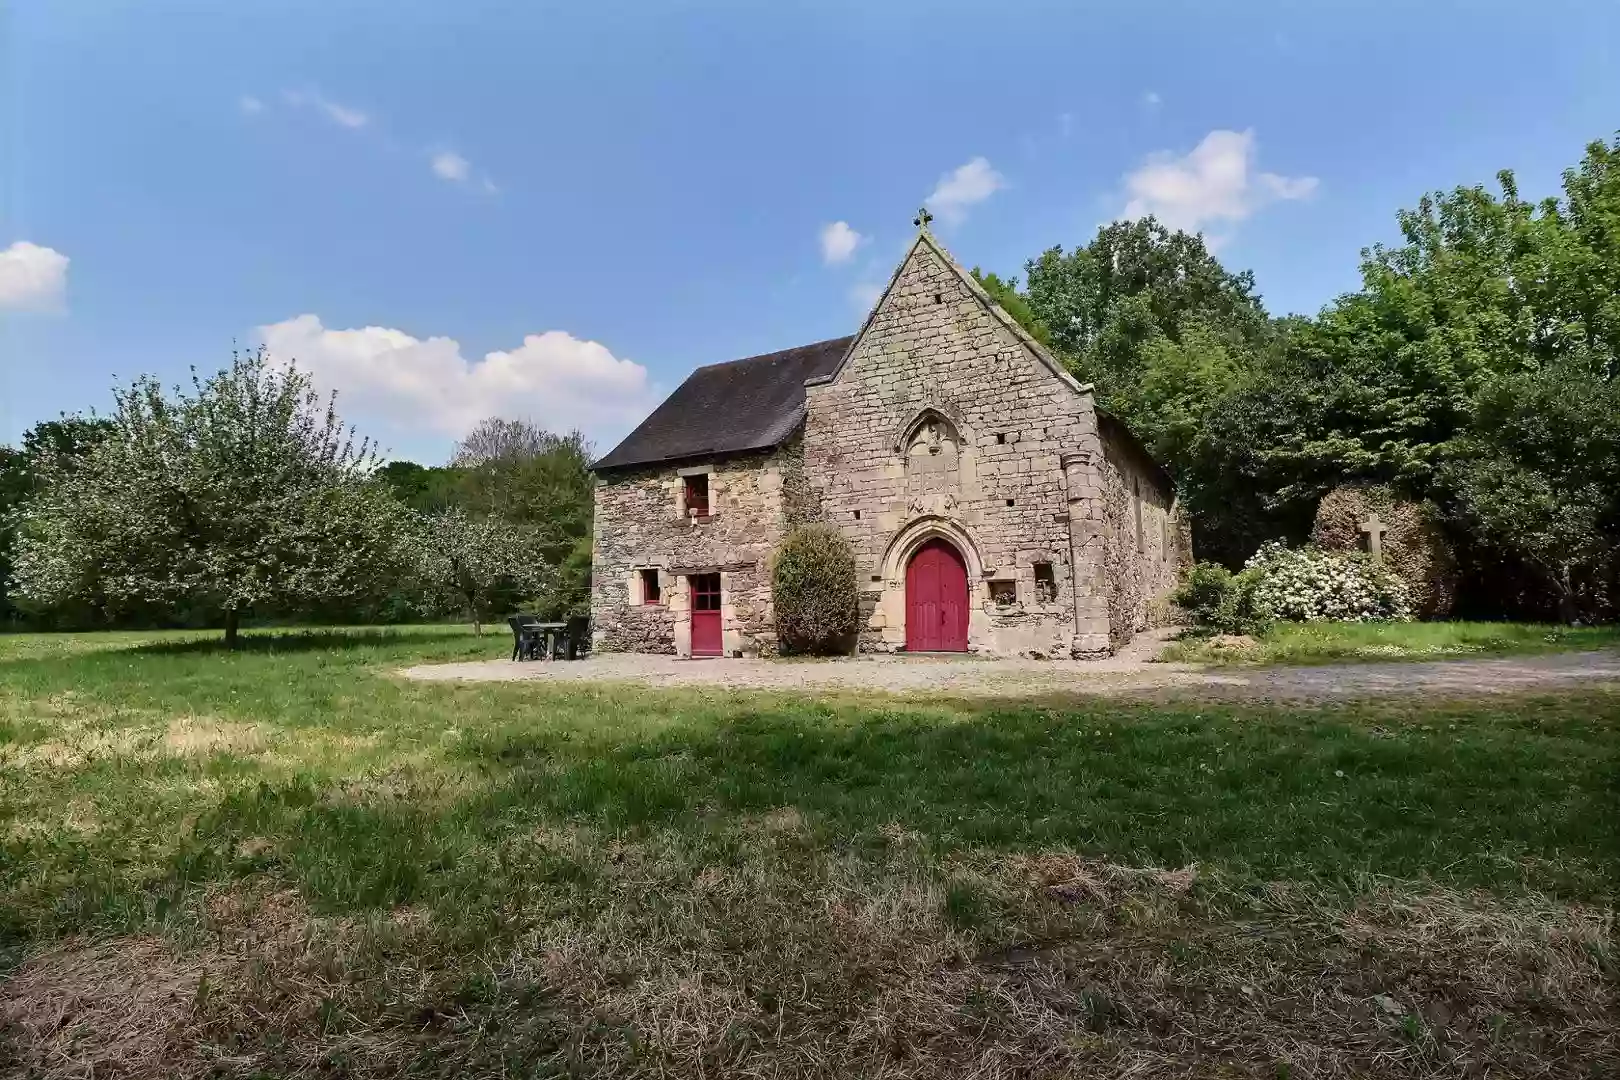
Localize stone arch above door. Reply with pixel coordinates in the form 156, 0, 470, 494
880, 515, 987, 584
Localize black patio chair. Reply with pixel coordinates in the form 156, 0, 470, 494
559, 615, 591, 660
508, 615, 545, 662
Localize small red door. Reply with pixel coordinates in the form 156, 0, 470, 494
690, 573, 723, 657
905, 539, 969, 652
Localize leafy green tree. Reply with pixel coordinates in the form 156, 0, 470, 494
971, 268, 1053, 347
447, 418, 595, 619
418, 507, 552, 634
13, 350, 410, 646
376, 460, 462, 513
0, 417, 115, 623
1022, 218, 1272, 390
1277, 137, 1620, 498
1445, 362, 1620, 621
1132, 322, 1248, 467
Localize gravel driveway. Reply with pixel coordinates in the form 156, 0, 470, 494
400, 644, 1620, 702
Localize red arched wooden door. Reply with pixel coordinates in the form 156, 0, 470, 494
905, 538, 969, 652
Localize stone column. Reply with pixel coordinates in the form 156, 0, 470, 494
1061, 451, 1111, 657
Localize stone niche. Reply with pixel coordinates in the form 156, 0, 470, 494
899, 408, 964, 508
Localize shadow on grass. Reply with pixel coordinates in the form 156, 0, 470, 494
128, 627, 481, 657
122, 689, 1618, 924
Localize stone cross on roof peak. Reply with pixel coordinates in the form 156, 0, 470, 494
913, 206, 934, 229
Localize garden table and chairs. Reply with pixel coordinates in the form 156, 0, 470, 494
508, 615, 589, 661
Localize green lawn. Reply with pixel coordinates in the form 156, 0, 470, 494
1161, 617, 1620, 666
2, 626, 1616, 1078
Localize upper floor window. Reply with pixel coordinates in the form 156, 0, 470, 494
684, 473, 710, 517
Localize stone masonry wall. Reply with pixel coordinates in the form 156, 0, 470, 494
803, 234, 1110, 657
1099, 427, 1183, 647
591, 447, 790, 657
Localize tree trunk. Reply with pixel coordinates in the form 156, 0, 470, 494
224, 609, 240, 649
1556, 565, 1580, 625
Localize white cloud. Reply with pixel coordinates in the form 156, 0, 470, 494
925, 156, 1005, 225
1142, 90, 1162, 108
819, 221, 864, 265
1120, 129, 1317, 238
318, 100, 368, 129
239, 95, 265, 115
257, 315, 656, 449
0, 241, 69, 312
850, 281, 884, 312
1260, 172, 1320, 200
282, 88, 369, 129
431, 151, 470, 182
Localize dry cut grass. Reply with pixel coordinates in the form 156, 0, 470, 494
2, 626, 1617, 1078
4, 830, 1614, 1079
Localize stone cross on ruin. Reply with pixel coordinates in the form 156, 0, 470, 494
1360, 511, 1387, 562
914, 206, 934, 229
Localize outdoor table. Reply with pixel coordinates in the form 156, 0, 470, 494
534, 621, 568, 660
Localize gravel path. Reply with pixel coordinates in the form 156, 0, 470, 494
399, 643, 1620, 702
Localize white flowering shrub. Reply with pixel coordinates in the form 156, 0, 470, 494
1245, 541, 1413, 622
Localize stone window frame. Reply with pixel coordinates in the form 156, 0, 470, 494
676, 464, 717, 521
630, 567, 664, 606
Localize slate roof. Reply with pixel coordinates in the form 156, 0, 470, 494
592, 336, 854, 472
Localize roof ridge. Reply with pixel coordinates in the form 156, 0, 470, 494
695, 334, 857, 372
592, 335, 851, 471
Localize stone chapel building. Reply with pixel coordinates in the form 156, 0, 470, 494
590, 218, 1188, 659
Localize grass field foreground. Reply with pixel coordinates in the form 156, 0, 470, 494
1161, 618, 1620, 666
1, 626, 1616, 1077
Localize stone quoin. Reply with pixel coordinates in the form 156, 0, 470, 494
589, 218, 1190, 658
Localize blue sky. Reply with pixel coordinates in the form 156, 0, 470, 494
4, 0, 1617, 462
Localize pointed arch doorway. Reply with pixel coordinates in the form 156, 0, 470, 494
905, 538, 970, 652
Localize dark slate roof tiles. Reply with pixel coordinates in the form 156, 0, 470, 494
592, 336, 853, 471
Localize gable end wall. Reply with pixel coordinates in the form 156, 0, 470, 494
803, 236, 1118, 656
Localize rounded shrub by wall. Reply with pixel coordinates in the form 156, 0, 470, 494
1312, 484, 1457, 618
772, 524, 859, 654
1172, 561, 1269, 634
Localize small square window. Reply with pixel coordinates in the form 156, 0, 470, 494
933, 292, 943, 304
853, 508, 861, 520
988, 580, 1017, 607
1005, 498, 1015, 507
1034, 561, 1057, 603
684, 473, 710, 516
639, 568, 661, 605
995, 432, 1006, 445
